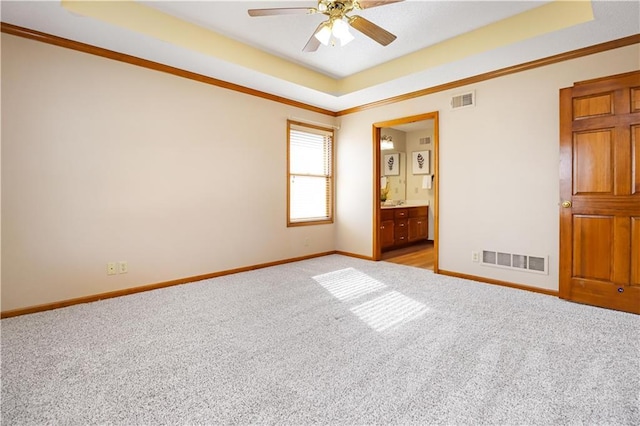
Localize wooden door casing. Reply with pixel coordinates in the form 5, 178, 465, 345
559, 71, 640, 314
373, 112, 439, 272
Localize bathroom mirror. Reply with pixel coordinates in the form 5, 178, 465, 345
380, 119, 434, 206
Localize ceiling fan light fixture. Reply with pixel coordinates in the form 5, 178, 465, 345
248, 0, 402, 52
314, 22, 332, 45
332, 18, 354, 46
338, 31, 355, 46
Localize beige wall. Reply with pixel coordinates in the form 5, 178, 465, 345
2, 32, 639, 311
1, 34, 337, 311
336, 43, 640, 291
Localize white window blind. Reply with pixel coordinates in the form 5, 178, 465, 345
288, 122, 334, 225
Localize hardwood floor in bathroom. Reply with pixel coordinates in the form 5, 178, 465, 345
381, 240, 434, 270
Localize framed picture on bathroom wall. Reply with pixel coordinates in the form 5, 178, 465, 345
412, 150, 430, 175
384, 153, 400, 176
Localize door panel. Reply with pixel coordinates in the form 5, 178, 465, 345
633, 125, 639, 194
633, 88, 640, 112
574, 130, 613, 194
573, 93, 613, 119
572, 216, 612, 281
612, 216, 631, 285
632, 217, 640, 287
560, 71, 640, 314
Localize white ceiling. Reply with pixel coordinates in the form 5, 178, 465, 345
144, 0, 548, 78
1, 1, 639, 112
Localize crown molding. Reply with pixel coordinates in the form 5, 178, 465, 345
337, 34, 640, 116
0, 22, 337, 117
2, 22, 638, 117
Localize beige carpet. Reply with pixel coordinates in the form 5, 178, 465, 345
2, 254, 639, 424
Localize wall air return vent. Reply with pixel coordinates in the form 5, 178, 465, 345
451, 91, 475, 110
419, 137, 431, 145
528, 256, 546, 272
497, 252, 511, 267
481, 250, 548, 275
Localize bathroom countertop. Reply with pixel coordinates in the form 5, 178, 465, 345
380, 202, 428, 209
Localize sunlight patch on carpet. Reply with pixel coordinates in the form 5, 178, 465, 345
350, 291, 428, 332
313, 267, 386, 302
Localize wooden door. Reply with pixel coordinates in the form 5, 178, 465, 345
559, 71, 640, 314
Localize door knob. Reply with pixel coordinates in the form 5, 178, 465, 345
562, 200, 572, 208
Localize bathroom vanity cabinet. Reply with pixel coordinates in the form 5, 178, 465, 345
380, 206, 428, 251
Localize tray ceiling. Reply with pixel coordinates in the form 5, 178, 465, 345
1, 1, 638, 112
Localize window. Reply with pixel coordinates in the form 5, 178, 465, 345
287, 120, 334, 226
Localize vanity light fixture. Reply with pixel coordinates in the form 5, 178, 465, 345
380, 135, 394, 150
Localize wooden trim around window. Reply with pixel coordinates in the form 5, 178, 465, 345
286, 120, 335, 227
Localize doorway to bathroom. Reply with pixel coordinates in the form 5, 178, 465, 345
372, 112, 439, 272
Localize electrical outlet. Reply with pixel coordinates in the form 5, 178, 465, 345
304, 238, 309, 247
107, 262, 117, 275
118, 261, 128, 274
471, 251, 480, 263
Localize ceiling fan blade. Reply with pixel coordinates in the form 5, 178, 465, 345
348, 15, 397, 46
356, 0, 404, 10
248, 7, 316, 17
303, 23, 324, 52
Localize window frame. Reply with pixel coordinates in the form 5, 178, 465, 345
286, 120, 335, 227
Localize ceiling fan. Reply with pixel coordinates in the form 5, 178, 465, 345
248, 0, 404, 52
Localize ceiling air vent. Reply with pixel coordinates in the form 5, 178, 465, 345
451, 91, 475, 110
